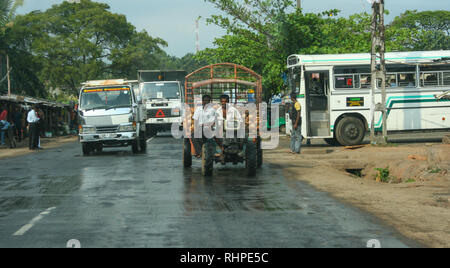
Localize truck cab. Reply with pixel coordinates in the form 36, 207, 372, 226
138, 70, 186, 136
78, 79, 147, 155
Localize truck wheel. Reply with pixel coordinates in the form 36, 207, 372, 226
335, 117, 365, 146
132, 140, 139, 154
140, 131, 147, 153
183, 138, 192, 168
82, 143, 91, 156
257, 138, 263, 168
96, 144, 103, 153
201, 142, 213, 176
246, 141, 257, 177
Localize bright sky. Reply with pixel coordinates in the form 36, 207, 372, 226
16, 0, 448, 58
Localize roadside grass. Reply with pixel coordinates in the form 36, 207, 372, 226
428, 167, 442, 174
374, 167, 401, 183
370, 143, 399, 147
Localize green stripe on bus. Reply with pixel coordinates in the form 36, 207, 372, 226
302, 56, 444, 63
329, 95, 447, 131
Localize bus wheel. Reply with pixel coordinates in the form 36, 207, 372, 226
183, 138, 192, 168
335, 117, 365, 146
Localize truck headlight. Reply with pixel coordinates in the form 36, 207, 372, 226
118, 124, 136, 132
172, 108, 180, 116
81, 126, 96, 134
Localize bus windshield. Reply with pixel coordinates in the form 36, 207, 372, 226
288, 67, 301, 93
80, 87, 132, 110
141, 82, 180, 100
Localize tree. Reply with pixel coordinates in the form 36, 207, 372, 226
0, 0, 31, 96
10, 0, 167, 95
389, 10, 450, 51
199, 0, 434, 98
199, 0, 375, 98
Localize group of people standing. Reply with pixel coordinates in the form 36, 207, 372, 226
0, 104, 44, 150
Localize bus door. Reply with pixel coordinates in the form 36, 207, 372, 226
304, 70, 331, 137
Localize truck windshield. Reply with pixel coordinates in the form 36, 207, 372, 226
80, 87, 132, 110
141, 82, 180, 100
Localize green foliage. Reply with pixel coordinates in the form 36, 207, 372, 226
375, 167, 390, 183
199, 1, 449, 98
389, 10, 450, 50
8, 0, 168, 96
428, 167, 442, 174
199, 1, 378, 98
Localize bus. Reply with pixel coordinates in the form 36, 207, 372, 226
286, 50, 450, 146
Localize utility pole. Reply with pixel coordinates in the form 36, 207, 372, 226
195, 17, 200, 53
6, 53, 11, 97
296, 0, 301, 9
370, 0, 387, 144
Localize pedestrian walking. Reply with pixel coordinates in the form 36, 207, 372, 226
289, 92, 302, 154
0, 105, 11, 147
27, 106, 40, 150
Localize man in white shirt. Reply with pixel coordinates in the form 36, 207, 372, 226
192, 95, 215, 157
215, 94, 243, 133
214, 94, 244, 158
27, 106, 40, 150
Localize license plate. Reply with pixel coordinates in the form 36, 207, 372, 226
100, 133, 115, 139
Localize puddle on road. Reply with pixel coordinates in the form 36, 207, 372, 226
180, 164, 306, 213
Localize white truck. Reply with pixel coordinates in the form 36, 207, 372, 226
137, 70, 186, 136
78, 79, 147, 155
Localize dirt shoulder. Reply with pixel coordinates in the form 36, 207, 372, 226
0, 135, 78, 160
265, 136, 450, 248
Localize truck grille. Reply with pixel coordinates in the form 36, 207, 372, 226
147, 108, 177, 118
96, 126, 119, 133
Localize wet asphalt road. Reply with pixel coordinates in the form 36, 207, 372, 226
0, 134, 419, 248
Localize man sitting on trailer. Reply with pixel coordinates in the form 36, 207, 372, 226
214, 94, 243, 159
192, 94, 214, 158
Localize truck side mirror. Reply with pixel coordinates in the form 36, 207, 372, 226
136, 95, 143, 104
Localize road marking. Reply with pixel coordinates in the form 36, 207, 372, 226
13, 207, 57, 236
146, 136, 156, 143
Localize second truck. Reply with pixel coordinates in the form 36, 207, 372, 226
137, 70, 186, 137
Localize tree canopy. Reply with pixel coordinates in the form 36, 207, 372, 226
198, 0, 449, 99
5, 0, 171, 97
1, 0, 449, 99
389, 10, 450, 51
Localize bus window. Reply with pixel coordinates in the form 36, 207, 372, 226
310, 73, 324, 95
335, 75, 360, 89
377, 74, 397, 88
421, 72, 439, 87
288, 67, 301, 93
444, 72, 450, 86
360, 74, 371, 88
398, 73, 416, 87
